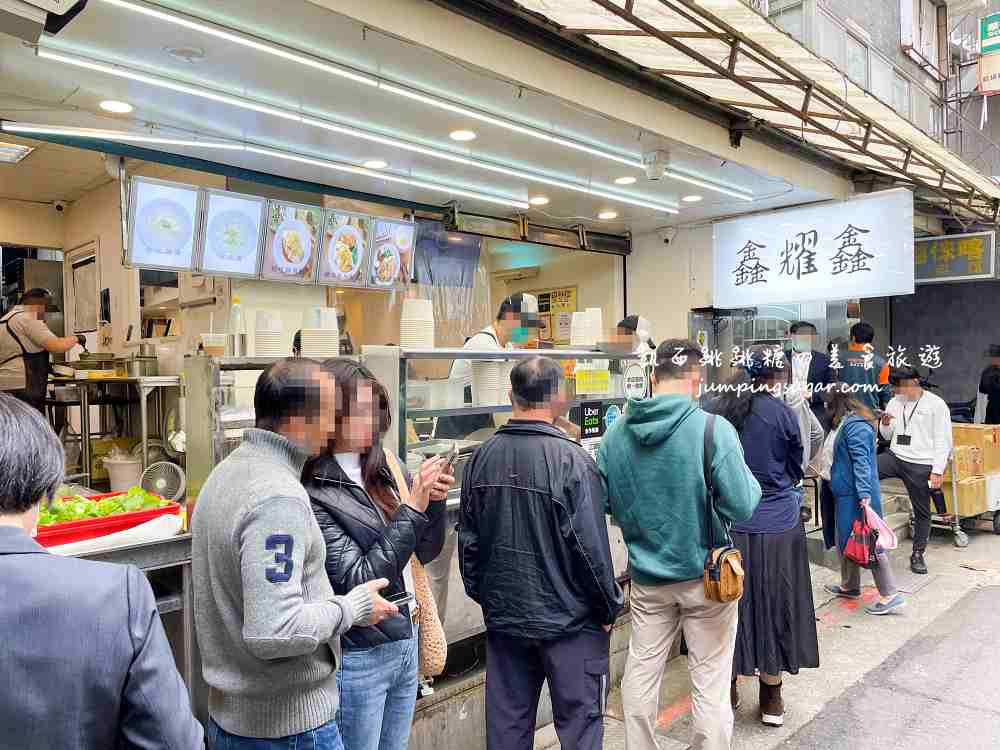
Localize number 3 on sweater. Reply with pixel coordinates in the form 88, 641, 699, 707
265, 534, 294, 583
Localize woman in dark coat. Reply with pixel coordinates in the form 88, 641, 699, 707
822, 386, 905, 615
706, 346, 818, 729
303, 359, 453, 750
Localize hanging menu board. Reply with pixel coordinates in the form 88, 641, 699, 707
197, 189, 267, 277
370, 219, 416, 290
318, 211, 373, 287
127, 177, 201, 271
261, 201, 323, 284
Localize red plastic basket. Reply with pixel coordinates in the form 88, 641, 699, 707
36, 491, 181, 548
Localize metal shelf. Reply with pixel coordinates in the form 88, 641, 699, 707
399, 347, 638, 361
409, 397, 626, 419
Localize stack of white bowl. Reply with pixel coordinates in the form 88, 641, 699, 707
499, 361, 516, 403
400, 298, 435, 349
255, 311, 285, 357
299, 307, 340, 359
471, 361, 502, 406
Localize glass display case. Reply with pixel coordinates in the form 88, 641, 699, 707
363, 346, 644, 644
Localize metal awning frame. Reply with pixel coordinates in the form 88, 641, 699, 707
534, 0, 1000, 224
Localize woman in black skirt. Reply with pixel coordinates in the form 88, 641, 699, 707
706, 346, 819, 727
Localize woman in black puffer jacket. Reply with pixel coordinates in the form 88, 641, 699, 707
303, 358, 452, 750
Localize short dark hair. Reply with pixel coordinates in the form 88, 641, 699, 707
654, 339, 702, 380
850, 322, 875, 345
497, 293, 535, 321
0, 393, 64, 515
889, 365, 921, 386
20, 288, 51, 306
790, 321, 817, 335
255, 358, 324, 432
510, 356, 562, 409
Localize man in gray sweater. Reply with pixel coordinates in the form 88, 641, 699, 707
193, 358, 397, 748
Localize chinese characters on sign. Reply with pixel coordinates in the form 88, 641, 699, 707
914, 232, 995, 284
736, 225, 875, 288
714, 189, 914, 307
531, 286, 577, 346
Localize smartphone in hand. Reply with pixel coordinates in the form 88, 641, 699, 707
387, 591, 416, 607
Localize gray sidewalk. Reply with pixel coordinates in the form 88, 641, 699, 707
535, 517, 1000, 750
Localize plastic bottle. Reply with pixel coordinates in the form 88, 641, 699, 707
230, 295, 245, 334
228, 295, 247, 356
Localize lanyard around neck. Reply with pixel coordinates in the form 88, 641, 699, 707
901, 394, 923, 434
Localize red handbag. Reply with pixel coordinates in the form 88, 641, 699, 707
844, 514, 880, 569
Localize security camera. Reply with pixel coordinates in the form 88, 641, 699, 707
53, 201, 67, 213
642, 149, 669, 181
657, 227, 677, 245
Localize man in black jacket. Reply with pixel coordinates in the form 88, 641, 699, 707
459, 356, 624, 750
0, 392, 203, 749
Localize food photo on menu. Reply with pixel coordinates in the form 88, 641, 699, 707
129, 178, 199, 270
199, 192, 266, 276
318, 212, 372, 286
261, 201, 322, 282
370, 219, 416, 289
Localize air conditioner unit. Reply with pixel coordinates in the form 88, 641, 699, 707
0, 0, 85, 42
492, 266, 540, 283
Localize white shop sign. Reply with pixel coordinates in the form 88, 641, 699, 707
713, 188, 914, 308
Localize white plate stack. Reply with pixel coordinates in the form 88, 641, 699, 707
400, 298, 435, 349
254, 311, 285, 358
471, 361, 502, 406
299, 307, 340, 359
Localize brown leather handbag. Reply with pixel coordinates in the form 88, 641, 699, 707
701, 414, 745, 603
385, 450, 448, 677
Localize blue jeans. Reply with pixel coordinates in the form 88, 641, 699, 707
207, 718, 345, 750
336, 632, 419, 750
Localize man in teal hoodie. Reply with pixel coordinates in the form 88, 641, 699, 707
598, 339, 761, 750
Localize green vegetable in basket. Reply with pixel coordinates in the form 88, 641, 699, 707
96, 497, 124, 517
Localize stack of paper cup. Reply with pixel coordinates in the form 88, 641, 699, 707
471, 361, 502, 406
400, 298, 435, 349
254, 310, 285, 357
570, 312, 589, 347
300, 327, 340, 359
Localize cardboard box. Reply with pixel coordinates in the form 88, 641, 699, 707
951, 424, 1000, 475
943, 445, 984, 481
942, 476, 989, 517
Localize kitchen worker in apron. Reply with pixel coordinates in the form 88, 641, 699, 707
428, 292, 540, 628
0, 289, 85, 413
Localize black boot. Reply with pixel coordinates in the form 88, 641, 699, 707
910, 551, 928, 575
759, 680, 784, 727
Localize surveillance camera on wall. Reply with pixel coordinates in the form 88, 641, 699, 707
53, 201, 67, 213
643, 149, 669, 181
657, 227, 677, 245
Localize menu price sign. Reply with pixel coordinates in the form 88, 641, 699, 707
532, 286, 577, 345
197, 190, 266, 277
915, 231, 996, 284
127, 177, 200, 271
261, 201, 323, 283
319, 212, 373, 287
713, 189, 914, 307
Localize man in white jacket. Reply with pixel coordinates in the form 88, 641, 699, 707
878, 366, 953, 575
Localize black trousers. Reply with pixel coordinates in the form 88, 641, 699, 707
878, 452, 935, 553
485, 628, 610, 750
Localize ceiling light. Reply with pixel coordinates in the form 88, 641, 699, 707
614, 176, 637, 185
1, 123, 243, 149
89, 0, 751, 200
681, 194, 703, 203
99, 99, 133, 114
0, 141, 34, 163
598, 210, 618, 220
36, 48, 680, 214
529, 196, 550, 206
362, 159, 387, 169
336, 290, 345, 295
449, 130, 477, 142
